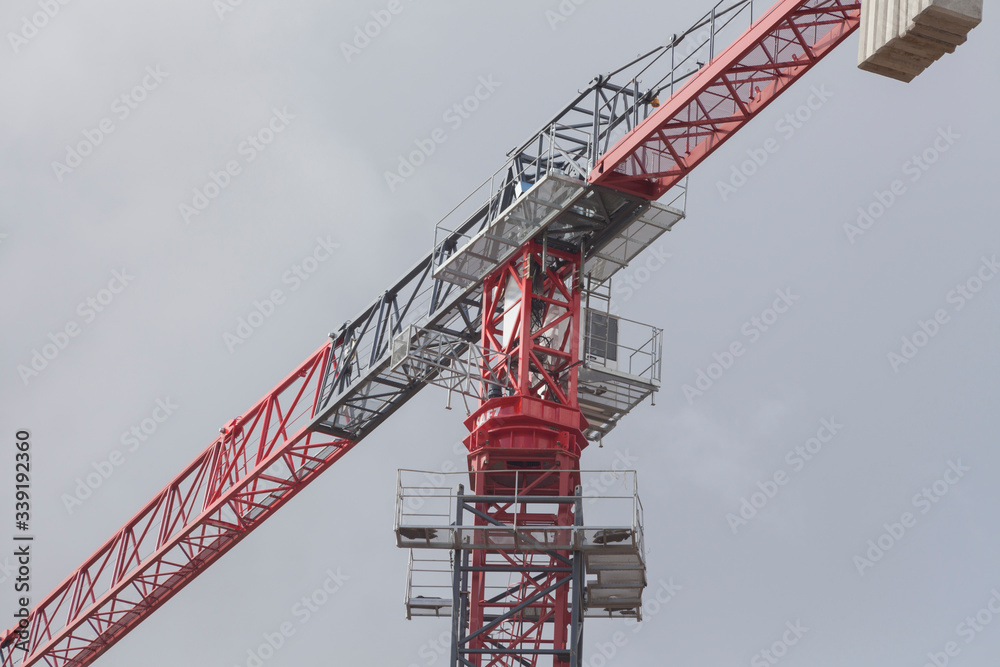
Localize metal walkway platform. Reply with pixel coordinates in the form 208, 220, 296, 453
395, 469, 648, 620
585, 551, 647, 619
578, 309, 662, 441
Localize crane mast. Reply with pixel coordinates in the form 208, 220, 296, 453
453, 242, 589, 664
15, 0, 978, 663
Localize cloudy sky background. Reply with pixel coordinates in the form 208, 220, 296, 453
1, 0, 998, 665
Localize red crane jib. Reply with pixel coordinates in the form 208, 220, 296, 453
591, 0, 860, 201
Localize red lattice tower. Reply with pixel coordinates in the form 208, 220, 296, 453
459, 242, 588, 666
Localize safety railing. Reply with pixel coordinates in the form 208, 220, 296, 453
583, 310, 662, 386
394, 469, 644, 556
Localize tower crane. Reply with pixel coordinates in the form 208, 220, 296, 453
1, 0, 981, 664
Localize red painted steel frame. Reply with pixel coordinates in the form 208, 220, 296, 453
1, 344, 355, 667
461, 243, 588, 665
590, 0, 861, 200
477, 243, 582, 410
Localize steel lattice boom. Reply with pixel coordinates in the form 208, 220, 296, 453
2, 347, 354, 666
591, 0, 861, 199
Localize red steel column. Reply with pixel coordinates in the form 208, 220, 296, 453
461, 242, 588, 666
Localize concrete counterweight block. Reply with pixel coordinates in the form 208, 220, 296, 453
858, 0, 982, 82
917, 0, 983, 30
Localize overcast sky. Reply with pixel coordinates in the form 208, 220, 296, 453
1, 1, 998, 666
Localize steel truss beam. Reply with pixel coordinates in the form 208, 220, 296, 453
479, 243, 580, 407
309, 179, 671, 446
3, 346, 353, 667
590, 0, 861, 199
451, 487, 586, 667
